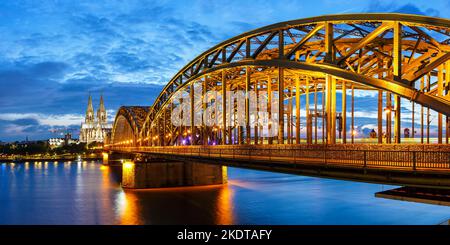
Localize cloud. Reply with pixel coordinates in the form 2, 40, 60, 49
0, 113, 85, 141
0, 113, 84, 127
364, 1, 440, 16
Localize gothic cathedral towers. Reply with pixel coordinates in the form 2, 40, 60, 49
79, 95, 112, 143
86, 95, 95, 124
97, 95, 107, 124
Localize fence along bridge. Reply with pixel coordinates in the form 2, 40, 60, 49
105, 14, 450, 189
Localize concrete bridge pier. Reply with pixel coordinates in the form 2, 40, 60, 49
121, 156, 227, 189
102, 151, 134, 166
102, 152, 109, 165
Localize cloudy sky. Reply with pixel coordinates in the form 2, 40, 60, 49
0, 0, 448, 141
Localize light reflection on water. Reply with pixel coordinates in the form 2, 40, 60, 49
0, 161, 449, 225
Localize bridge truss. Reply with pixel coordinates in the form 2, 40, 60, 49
111, 14, 450, 148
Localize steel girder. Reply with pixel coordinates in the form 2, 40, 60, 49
142, 13, 450, 137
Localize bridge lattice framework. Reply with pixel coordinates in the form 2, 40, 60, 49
110, 14, 450, 148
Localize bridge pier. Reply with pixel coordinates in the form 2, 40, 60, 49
102, 152, 109, 165
102, 151, 134, 166
104, 151, 227, 188
121, 159, 227, 189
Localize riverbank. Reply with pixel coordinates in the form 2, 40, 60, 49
0, 153, 102, 163
0, 157, 102, 163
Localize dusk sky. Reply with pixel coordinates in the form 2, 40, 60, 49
0, 0, 449, 141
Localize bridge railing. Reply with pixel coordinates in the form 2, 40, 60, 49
109, 145, 450, 172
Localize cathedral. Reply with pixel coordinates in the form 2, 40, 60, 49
79, 95, 112, 143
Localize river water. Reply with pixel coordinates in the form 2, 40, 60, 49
0, 161, 449, 224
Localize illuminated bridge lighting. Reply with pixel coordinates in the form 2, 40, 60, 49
105, 14, 450, 187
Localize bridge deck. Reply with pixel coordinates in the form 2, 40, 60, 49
110, 145, 450, 172
108, 145, 450, 188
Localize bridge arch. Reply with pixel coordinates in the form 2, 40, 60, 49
130, 13, 450, 146
111, 106, 150, 147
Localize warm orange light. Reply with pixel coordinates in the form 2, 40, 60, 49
123, 161, 134, 170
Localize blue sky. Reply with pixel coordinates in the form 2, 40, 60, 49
0, 0, 448, 141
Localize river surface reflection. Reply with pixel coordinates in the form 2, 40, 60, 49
0, 161, 449, 224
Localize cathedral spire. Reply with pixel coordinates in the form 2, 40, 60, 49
97, 94, 107, 124
99, 95, 105, 112
85, 94, 94, 123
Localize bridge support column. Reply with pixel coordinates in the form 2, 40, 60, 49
306, 77, 312, 144
122, 160, 227, 189
411, 101, 415, 139
386, 92, 392, 144
162, 110, 166, 146
331, 76, 336, 144
268, 76, 273, 145
295, 76, 301, 144
393, 21, 401, 144
287, 87, 291, 144
438, 64, 444, 144
378, 90, 383, 144
427, 74, 431, 144
314, 84, 318, 144
203, 76, 208, 146
157, 119, 161, 146
421, 77, 424, 143
278, 67, 284, 144
238, 126, 243, 145
245, 66, 251, 144
394, 95, 401, 144
222, 70, 227, 145
326, 75, 336, 144
341, 81, 347, 144
446, 62, 450, 144
254, 79, 259, 144
445, 116, 450, 144
190, 83, 196, 145
323, 84, 326, 143
227, 82, 232, 145
351, 85, 354, 144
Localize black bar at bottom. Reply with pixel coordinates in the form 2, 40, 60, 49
0, 225, 448, 243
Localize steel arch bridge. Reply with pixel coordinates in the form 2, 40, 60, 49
111, 106, 150, 147
107, 14, 450, 185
